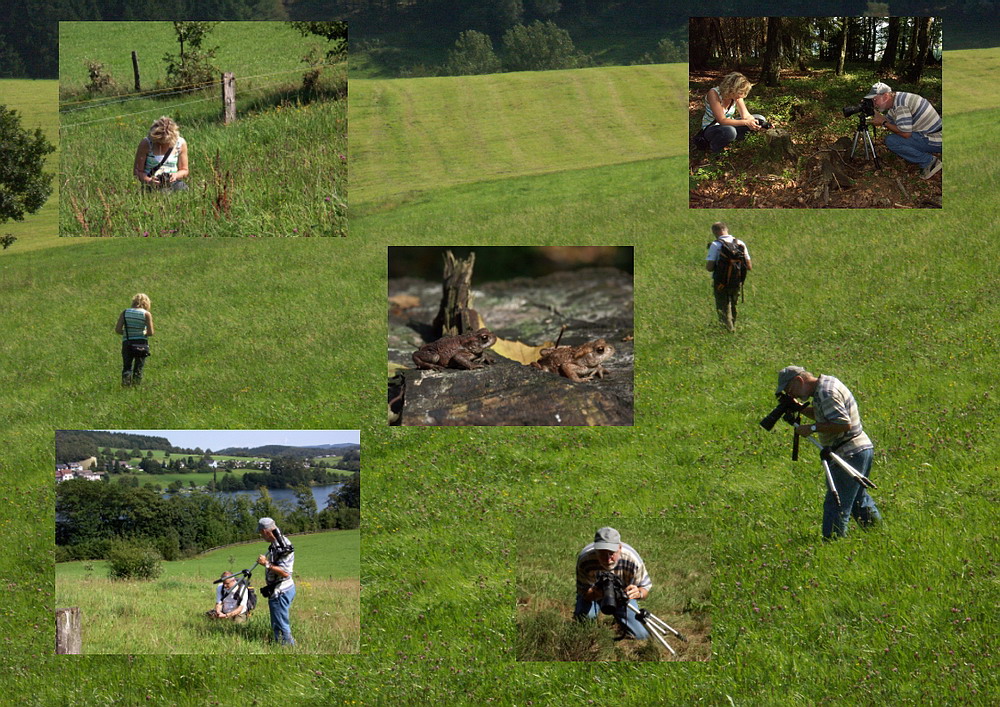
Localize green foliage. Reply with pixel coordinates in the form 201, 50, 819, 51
0, 104, 54, 225
291, 21, 347, 61
501, 20, 587, 72
445, 30, 502, 76
107, 540, 163, 581
0, 233, 16, 249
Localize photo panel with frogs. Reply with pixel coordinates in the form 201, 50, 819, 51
388, 246, 633, 426
54, 429, 359, 654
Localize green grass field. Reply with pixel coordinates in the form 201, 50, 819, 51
55, 530, 359, 654
3, 46, 1000, 704
58, 22, 346, 236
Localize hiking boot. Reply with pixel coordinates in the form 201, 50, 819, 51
121, 373, 132, 387
920, 158, 942, 180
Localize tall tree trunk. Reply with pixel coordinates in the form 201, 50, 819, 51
761, 17, 782, 86
836, 17, 848, 75
879, 17, 901, 74
904, 16, 932, 83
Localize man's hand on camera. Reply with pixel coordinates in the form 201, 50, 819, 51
795, 424, 815, 437
872, 114, 886, 127
625, 584, 643, 600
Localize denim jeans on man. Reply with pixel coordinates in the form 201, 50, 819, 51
704, 114, 767, 153
884, 132, 939, 168
574, 593, 649, 640
121, 340, 147, 384
268, 584, 296, 645
822, 447, 882, 538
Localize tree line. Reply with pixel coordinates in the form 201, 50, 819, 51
56, 471, 360, 562
690, 16, 941, 86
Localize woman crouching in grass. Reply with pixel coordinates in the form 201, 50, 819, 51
700, 72, 771, 154
115, 293, 154, 386
133, 116, 189, 191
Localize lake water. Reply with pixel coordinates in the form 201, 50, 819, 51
212, 483, 344, 511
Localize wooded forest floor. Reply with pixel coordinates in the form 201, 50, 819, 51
688, 67, 943, 209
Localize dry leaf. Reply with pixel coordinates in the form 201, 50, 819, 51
492, 337, 554, 365
388, 362, 408, 378
389, 294, 420, 311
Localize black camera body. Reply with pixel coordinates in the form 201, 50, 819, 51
594, 570, 628, 616
842, 97, 875, 119
755, 116, 773, 130
760, 392, 806, 431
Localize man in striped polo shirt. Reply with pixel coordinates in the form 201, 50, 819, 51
575, 527, 652, 639
867, 81, 942, 180
777, 366, 883, 539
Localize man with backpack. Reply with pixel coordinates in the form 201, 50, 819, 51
206, 571, 253, 623
706, 222, 752, 332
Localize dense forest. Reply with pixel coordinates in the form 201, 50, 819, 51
2, 1, 995, 79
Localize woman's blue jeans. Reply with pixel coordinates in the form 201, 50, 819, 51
704, 114, 767, 153
268, 584, 296, 645
822, 447, 882, 539
574, 594, 650, 640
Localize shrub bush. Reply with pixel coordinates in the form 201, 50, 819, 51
107, 541, 163, 581
446, 30, 502, 76
502, 20, 587, 72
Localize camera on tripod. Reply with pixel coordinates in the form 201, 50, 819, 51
841, 97, 875, 119
594, 570, 628, 616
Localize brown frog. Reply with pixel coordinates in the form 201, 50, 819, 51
412, 328, 497, 371
530, 338, 615, 382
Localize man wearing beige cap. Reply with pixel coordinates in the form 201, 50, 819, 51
776, 367, 882, 539
575, 527, 652, 639
865, 81, 942, 180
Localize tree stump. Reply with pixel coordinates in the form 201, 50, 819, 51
760, 128, 798, 163
432, 250, 482, 338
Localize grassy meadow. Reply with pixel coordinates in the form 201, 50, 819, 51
1, 46, 998, 704
58, 22, 346, 236
55, 529, 360, 653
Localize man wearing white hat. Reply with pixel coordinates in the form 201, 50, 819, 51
574, 527, 652, 639
865, 81, 942, 180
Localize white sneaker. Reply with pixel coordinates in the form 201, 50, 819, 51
920, 158, 942, 180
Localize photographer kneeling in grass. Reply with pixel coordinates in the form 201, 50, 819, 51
575, 527, 651, 640
133, 115, 189, 191
866, 82, 942, 180
699, 72, 771, 154
206, 571, 249, 623
257, 517, 296, 646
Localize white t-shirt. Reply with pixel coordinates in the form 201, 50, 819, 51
706, 235, 750, 275
215, 582, 249, 615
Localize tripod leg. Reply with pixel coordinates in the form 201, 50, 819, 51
822, 459, 841, 508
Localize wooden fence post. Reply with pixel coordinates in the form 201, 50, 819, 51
131, 51, 141, 92
55, 607, 81, 654
222, 72, 236, 125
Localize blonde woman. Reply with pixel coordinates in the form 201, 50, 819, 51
700, 72, 771, 154
133, 116, 189, 191
115, 293, 155, 386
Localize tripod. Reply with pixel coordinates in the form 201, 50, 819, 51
802, 435, 877, 507
849, 112, 883, 170
626, 603, 687, 656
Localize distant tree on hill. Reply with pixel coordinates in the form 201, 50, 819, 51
446, 30, 502, 75
0, 106, 55, 227
501, 20, 586, 72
